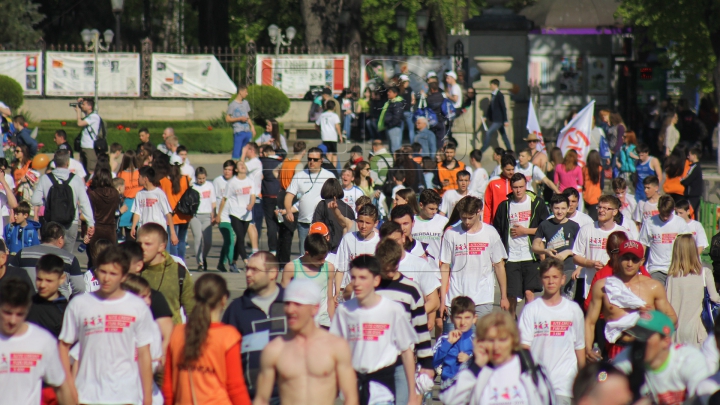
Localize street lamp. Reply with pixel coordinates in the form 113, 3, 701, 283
81, 28, 113, 110
110, 0, 124, 48
416, 9, 430, 55
395, 6, 409, 55
268, 24, 296, 56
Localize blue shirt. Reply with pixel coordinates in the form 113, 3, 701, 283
433, 329, 475, 381
227, 99, 251, 133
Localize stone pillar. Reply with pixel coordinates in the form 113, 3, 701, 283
473, 56, 515, 155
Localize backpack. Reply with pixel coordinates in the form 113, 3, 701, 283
45, 173, 77, 226
175, 177, 200, 216
441, 94, 457, 120
74, 114, 108, 155
413, 95, 439, 128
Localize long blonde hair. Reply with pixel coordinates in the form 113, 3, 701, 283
667, 234, 702, 277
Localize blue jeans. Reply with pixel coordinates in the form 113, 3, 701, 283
343, 114, 353, 137
387, 127, 402, 154
414, 130, 437, 158
394, 363, 409, 405
480, 122, 512, 153
297, 222, 310, 256
402, 111, 415, 143
233, 131, 252, 159
366, 118, 378, 140
168, 223, 189, 259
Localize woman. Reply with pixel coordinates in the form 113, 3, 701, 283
117, 150, 142, 240
87, 168, 120, 264
543, 147, 563, 202
257, 119, 288, 156
663, 144, 690, 202
159, 156, 193, 259
190, 167, 216, 271
312, 178, 356, 252
554, 150, 583, 193
162, 274, 251, 405
583, 150, 604, 220
666, 234, 720, 347
617, 130, 638, 182
607, 112, 626, 155
218, 161, 255, 271
213, 160, 237, 272
11, 144, 31, 188
353, 161, 375, 197
394, 188, 420, 214
660, 113, 680, 156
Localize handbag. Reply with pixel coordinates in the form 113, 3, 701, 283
413, 95, 438, 128
701, 267, 720, 333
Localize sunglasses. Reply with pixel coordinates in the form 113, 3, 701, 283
528, 140, 538, 143
308, 158, 321, 162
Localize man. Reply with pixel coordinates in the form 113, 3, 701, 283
399, 75, 416, 143
223, 251, 288, 401
10, 221, 85, 298
634, 175, 661, 227
12, 115, 38, 158
572, 362, 633, 405
0, 278, 73, 405
136, 127, 153, 152
227, 86, 252, 159
414, 116, 437, 158
155, 127, 174, 155
378, 86, 405, 153
0, 239, 33, 290
26, 254, 68, 338
468, 149, 489, 199
440, 196, 509, 329
675, 199, 708, 256
525, 133, 548, 174
585, 241, 677, 360
639, 195, 691, 285
346, 145, 364, 170
613, 310, 707, 404
483, 154, 515, 224
160, 134, 179, 156
412, 190, 448, 267
285, 147, 335, 254
255, 278, 358, 405
480, 78, 511, 153
53, 130, 73, 155
259, 144, 282, 256
439, 170, 474, 217
341, 168, 364, 212
436, 144, 466, 195
562, 188, 594, 228
493, 173, 549, 318
445, 71, 462, 109
682, 147, 704, 217
31, 150, 95, 253
634, 144, 663, 201
369, 140, 394, 185
136, 223, 195, 324
516, 148, 559, 194
74, 97, 102, 173
321, 87, 343, 120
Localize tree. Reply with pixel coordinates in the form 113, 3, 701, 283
0, 0, 44, 49
617, 0, 720, 103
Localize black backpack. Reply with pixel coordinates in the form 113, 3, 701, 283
45, 173, 76, 225
175, 177, 200, 216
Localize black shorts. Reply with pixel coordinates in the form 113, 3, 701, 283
324, 141, 337, 153
506, 260, 542, 298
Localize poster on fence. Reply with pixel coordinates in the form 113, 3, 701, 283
45, 52, 140, 97
151, 54, 237, 98
0, 52, 43, 96
360, 55, 453, 94
255, 54, 349, 99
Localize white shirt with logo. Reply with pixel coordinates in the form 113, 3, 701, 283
633, 200, 659, 223
572, 222, 629, 296
337, 231, 381, 288
688, 220, 709, 250
639, 214, 691, 273
224, 176, 256, 221
479, 355, 529, 405
440, 223, 508, 306
213, 176, 231, 223
342, 186, 365, 211
412, 214, 449, 266
0, 323, 66, 405
508, 197, 533, 262
286, 169, 335, 224
131, 187, 173, 227
398, 253, 441, 297
192, 182, 216, 215
58, 292, 155, 405
515, 163, 546, 193
619, 193, 637, 220
518, 297, 585, 397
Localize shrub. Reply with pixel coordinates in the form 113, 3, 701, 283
0, 75, 24, 111
244, 85, 290, 121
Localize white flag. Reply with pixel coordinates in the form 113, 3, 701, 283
557, 100, 595, 166
526, 98, 545, 153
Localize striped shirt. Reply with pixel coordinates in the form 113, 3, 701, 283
377, 274, 433, 369
9, 243, 85, 297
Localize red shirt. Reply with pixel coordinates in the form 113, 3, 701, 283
483, 176, 511, 225
583, 263, 650, 312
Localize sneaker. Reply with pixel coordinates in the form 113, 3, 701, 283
217, 263, 228, 272
229, 263, 240, 273
203, 261, 208, 272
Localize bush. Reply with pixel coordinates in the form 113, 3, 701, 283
0, 75, 24, 111
245, 85, 290, 121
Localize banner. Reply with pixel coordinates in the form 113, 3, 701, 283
360, 55, 453, 94
557, 100, 595, 166
151, 54, 237, 98
0, 52, 43, 96
526, 98, 546, 153
45, 52, 140, 97
255, 54, 349, 99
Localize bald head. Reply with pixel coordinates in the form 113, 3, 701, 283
162, 127, 175, 140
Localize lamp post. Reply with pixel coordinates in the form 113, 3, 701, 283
268, 24, 296, 56
110, 0, 124, 48
395, 6, 408, 55
81, 28, 113, 110
415, 9, 429, 55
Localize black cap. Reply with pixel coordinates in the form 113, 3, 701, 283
322, 87, 332, 95
349, 145, 363, 154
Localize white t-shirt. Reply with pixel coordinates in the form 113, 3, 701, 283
440, 189, 474, 216
639, 214, 691, 273
567, 210, 594, 229
224, 176, 256, 221
213, 176, 231, 223
440, 223, 508, 306
688, 220, 709, 250
181, 161, 195, 182
337, 231, 380, 288
316, 110, 341, 142
479, 355, 529, 405
572, 222, 629, 296
469, 167, 490, 199
412, 214, 449, 266
490, 164, 502, 179
0, 323, 66, 405
515, 163, 546, 193
621, 214, 640, 241
50, 159, 88, 180
398, 253, 441, 297
448, 83, 463, 109
286, 169, 335, 224
518, 298, 585, 396
619, 194, 637, 220
58, 292, 155, 405
192, 182, 216, 215
342, 186, 365, 211
633, 199, 659, 223
131, 188, 173, 227
245, 157, 263, 194
508, 197, 533, 262
80, 112, 102, 149
0, 173, 16, 217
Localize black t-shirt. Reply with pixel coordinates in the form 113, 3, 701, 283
150, 288, 172, 320
0, 265, 34, 290
534, 219, 580, 271
402, 87, 414, 112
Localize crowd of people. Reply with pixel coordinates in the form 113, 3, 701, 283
1, 87, 720, 405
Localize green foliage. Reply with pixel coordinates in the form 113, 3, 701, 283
245, 85, 291, 120
0, 0, 44, 49
0, 76, 24, 111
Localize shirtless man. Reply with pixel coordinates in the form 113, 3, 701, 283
254, 278, 358, 405
585, 240, 677, 361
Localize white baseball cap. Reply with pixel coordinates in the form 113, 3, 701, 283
284, 279, 321, 305
446, 71, 457, 79
169, 154, 183, 165
399, 74, 410, 82
426, 71, 437, 79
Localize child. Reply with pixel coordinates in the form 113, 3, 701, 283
439, 170, 472, 217
5, 200, 40, 254
433, 296, 476, 382
218, 160, 256, 272
26, 254, 69, 338
176, 145, 195, 182
634, 143, 663, 201
316, 99, 342, 169
468, 149, 489, 199
113, 177, 128, 242
130, 166, 178, 245
518, 257, 585, 404
83, 238, 114, 293
633, 175, 660, 227
336, 204, 381, 299
675, 198, 708, 256
612, 177, 637, 221
682, 147, 704, 218
110, 142, 123, 173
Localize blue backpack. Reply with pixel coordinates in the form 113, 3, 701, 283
441, 94, 457, 120
413, 96, 439, 128
5, 220, 41, 254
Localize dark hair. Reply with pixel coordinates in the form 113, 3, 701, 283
393, 168, 405, 182
95, 245, 131, 275
357, 203, 379, 221
375, 237, 402, 271
689, 147, 702, 157
122, 273, 151, 295
119, 240, 144, 263
643, 175, 659, 187
293, 141, 307, 154
458, 196, 483, 215
138, 166, 158, 186
168, 162, 184, 195
500, 154, 516, 168
320, 178, 344, 200
15, 201, 31, 216
245, 142, 259, 156
36, 254, 65, 276
586, 150, 602, 184
490, 79, 500, 86
52, 148, 70, 168
304, 233, 329, 257
598, 195, 621, 209
195, 167, 207, 178
611, 177, 627, 190
539, 257, 564, 276
572, 362, 627, 402
675, 199, 691, 211
562, 187, 580, 200
110, 143, 123, 154
412, 143, 422, 153
55, 129, 67, 139
379, 221, 402, 239
606, 230, 629, 258
0, 278, 32, 308
470, 149, 483, 163
92, 168, 114, 189
450, 296, 476, 316
636, 143, 650, 154
388, 86, 400, 95
419, 189, 442, 206
120, 150, 138, 172
494, 147, 505, 156
138, 127, 149, 135
457, 170, 471, 180
307, 147, 323, 157
184, 274, 229, 364
395, 189, 420, 214
82, 98, 95, 110
324, 99, 336, 111
91, 239, 115, 265
665, 144, 688, 178
250, 251, 280, 272
510, 173, 527, 185
41, 222, 66, 243
390, 204, 415, 223
350, 255, 381, 277
549, 193, 570, 207
658, 195, 675, 216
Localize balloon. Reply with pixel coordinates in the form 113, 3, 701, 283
32, 154, 49, 170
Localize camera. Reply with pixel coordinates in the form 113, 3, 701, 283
69, 103, 78, 107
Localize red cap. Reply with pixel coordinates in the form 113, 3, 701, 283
309, 222, 329, 236
618, 240, 644, 259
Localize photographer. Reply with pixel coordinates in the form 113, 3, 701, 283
74, 97, 102, 175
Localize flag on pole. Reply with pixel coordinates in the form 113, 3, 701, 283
526, 98, 545, 153
557, 100, 595, 166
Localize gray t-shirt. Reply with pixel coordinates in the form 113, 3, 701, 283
250, 287, 280, 316
228, 99, 251, 133
534, 218, 580, 271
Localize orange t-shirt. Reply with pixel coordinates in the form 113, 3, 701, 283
279, 157, 302, 190
160, 175, 193, 224
582, 166, 603, 205
663, 160, 690, 195
437, 160, 466, 195
118, 169, 142, 198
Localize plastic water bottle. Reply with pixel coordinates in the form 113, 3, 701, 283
592, 343, 602, 359
276, 206, 284, 224
77, 243, 87, 253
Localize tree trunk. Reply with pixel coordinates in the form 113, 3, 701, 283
301, 0, 342, 53
429, 2, 447, 55
162, 0, 175, 50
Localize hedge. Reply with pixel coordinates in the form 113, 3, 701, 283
36, 120, 218, 130
0, 75, 24, 111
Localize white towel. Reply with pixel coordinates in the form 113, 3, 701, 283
603, 276, 646, 343
416, 372, 435, 394
605, 312, 641, 343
